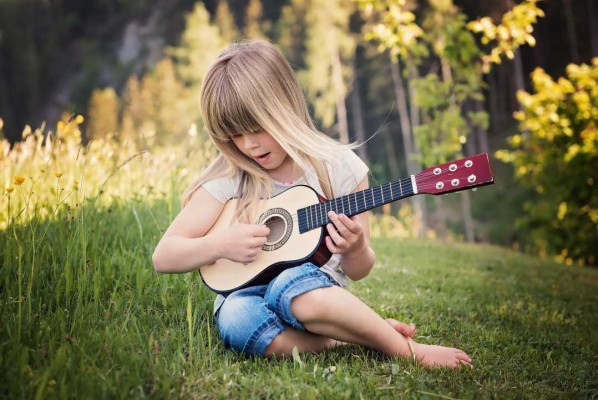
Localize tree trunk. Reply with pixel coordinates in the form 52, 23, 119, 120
461, 190, 475, 242
590, 0, 598, 58
406, 61, 426, 238
331, 41, 349, 144
475, 100, 489, 154
383, 133, 402, 180
389, 55, 417, 175
503, 0, 525, 115
488, 68, 500, 134
513, 49, 525, 108
350, 57, 369, 163
562, 0, 580, 63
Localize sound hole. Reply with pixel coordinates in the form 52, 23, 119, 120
264, 215, 287, 245
258, 208, 293, 251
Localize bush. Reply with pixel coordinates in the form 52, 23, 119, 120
496, 58, 598, 266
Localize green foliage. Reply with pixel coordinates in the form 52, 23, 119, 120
496, 59, 598, 265
411, 0, 486, 166
357, 0, 427, 61
412, 76, 468, 164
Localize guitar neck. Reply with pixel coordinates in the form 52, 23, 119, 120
297, 176, 417, 234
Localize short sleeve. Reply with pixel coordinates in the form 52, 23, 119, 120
201, 175, 240, 204
327, 150, 369, 197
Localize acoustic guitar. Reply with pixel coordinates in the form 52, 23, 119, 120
199, 153, 494, 293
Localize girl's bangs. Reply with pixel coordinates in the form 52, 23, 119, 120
210, 87, 263, 142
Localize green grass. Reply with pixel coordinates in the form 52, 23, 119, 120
1, 200, 597, 399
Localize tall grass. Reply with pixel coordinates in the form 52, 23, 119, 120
1, 120, 216, 398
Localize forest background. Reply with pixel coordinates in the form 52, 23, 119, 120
0, 0, 596, 266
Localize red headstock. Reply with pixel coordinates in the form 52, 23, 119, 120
414, 153, 494, 195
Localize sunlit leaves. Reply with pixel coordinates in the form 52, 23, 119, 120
357, 0, 426, 61
467, 0, 544, 73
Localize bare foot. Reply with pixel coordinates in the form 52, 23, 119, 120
385, 318, 416, 338
411, 341, 473, 369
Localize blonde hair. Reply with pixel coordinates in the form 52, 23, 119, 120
182, 40, 357, 223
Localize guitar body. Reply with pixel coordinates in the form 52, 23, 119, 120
199, 185, 332, 293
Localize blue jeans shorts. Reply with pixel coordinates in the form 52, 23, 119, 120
215, 262, 338, 356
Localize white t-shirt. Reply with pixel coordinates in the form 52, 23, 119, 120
202, 149, 369, 313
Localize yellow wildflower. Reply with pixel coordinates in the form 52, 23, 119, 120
75, 115, 84, 124
54, 172, 63, 178
14, 176, 25, 185
6, 186, 14, 193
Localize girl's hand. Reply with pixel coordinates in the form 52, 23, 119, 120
218, 224, 270, 264
325, 211, 366, 257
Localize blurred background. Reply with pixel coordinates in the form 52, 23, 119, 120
0, 0, 596, 266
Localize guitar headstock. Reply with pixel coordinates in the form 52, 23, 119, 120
415, 153, 494, 195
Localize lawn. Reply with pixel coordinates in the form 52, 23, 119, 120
1, 198, 596, 399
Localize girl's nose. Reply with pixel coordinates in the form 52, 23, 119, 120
243, 135, 259, 150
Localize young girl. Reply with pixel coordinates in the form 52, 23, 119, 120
152, 40, 473, 368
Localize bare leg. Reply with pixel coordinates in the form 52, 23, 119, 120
290, 286, 472, 368
264, 319, 415, 358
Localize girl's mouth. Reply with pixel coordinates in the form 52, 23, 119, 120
254, 152, 271, 163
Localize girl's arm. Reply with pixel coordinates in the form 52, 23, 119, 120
152, 188, 269, 273
325, 176, 376, 281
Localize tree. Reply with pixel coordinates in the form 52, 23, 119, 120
244, 0, 267, 39
496, 59, 598, 266
215, 0, 239, 43
169, 2, 226, 130
153, 58, 189, 142
87, 87, 119, 140
300, 0, 356, 144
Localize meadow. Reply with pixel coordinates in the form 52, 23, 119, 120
1, 122, 597, 399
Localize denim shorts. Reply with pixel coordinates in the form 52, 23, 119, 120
215, 262, 338, 356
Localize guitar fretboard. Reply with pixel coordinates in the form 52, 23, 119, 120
297, 177, 415, 233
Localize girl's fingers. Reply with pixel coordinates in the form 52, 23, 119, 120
327, 211, 353, 238
326, 223, 346, 248
325, 236, 340, 254
340, 213, 362, 234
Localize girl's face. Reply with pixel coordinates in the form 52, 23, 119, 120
232, 131, 291, 172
